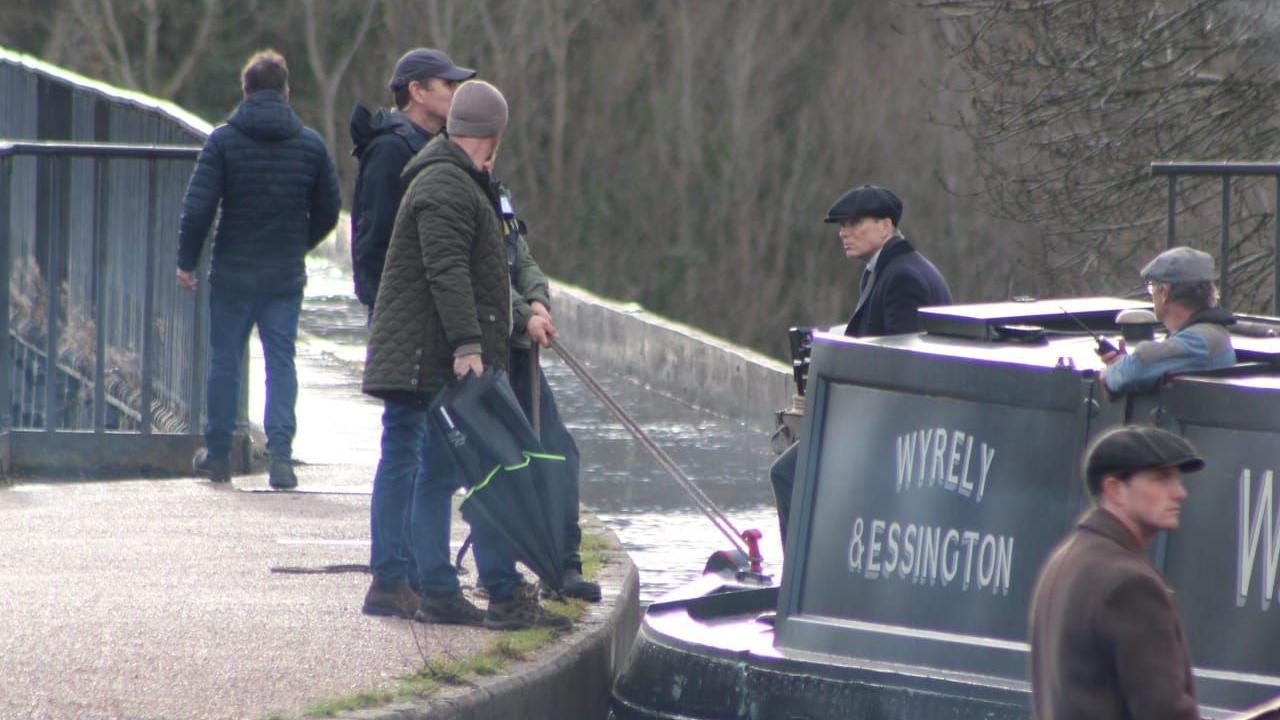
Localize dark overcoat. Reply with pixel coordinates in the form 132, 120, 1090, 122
1028, 507, 1198, 720
845, 236, 951, 337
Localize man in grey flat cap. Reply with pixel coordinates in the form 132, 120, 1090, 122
1029, 425, 1203, 719
363, 80, 570, 631
1101, 246, 1236, 394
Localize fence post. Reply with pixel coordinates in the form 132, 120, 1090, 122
1167, 175, 1177, 250
188, 234, 208, 436
43, 156, 67, 432
92, 157, 108, 433
1221, 175, 1231, 310
0, 156, 12, 437
141, 160, 158, 435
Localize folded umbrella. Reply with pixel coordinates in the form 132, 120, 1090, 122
428, 370, 570, 594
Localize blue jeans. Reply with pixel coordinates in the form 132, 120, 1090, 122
205, 287, 302, 460
370, 396, 523, 601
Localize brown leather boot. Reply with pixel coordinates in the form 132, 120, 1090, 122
416, 591, 485, 626
361, 580, 419, 619
484, 584, 572, 631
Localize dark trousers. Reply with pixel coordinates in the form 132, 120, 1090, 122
770, 441, 800, 547
204, 287, 302, 460
508, 346, 583, 572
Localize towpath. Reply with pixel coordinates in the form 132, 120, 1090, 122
0, 331, 633, 720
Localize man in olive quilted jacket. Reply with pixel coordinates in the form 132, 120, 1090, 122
177, 50, 341, 489
363, 81, 569, 631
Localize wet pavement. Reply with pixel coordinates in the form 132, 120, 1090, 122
298, 263, 784, 603
0, 312, 633, 720
0, 261, 778, 718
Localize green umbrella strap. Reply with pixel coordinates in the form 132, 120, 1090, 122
462, 450, 567, 500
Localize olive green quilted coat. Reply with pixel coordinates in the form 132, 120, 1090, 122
362, 136, 510, 402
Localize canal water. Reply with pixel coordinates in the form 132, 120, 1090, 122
295, 261, 784, 603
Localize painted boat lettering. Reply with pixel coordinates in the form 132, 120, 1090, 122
895, 428, 996, 502
1238, 467, 1280, 610
847, 517, 1014, 595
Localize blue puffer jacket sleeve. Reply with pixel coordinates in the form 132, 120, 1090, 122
176, 133, 225, 272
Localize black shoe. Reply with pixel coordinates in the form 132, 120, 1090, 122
193, 448, 230, 483
564, 568, 602, 602
268, 458, 297, 490
485, 584, 573, 631
416, 591, 486, 626
543, 568, 603, 602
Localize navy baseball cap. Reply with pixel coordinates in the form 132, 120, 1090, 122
389, 49, 475, 91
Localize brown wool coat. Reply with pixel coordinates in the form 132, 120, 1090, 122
1028, 507, 1198, 720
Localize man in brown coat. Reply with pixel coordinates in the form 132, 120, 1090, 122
1029, 425, 1204, 719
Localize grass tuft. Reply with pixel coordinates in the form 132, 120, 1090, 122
305, 691, 392, 717
493, 627, 556, 660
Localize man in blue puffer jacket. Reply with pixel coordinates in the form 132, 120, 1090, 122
177, 49, 341, 488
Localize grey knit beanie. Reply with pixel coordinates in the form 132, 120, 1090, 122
447, 80, 508, 138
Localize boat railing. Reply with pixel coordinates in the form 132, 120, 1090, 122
1149, 161, 1280, 313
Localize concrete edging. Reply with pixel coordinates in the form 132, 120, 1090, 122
549, 280, 793, 433
336, 536, 641, 720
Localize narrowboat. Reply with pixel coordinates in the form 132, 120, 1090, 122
611, 295, 1280, 720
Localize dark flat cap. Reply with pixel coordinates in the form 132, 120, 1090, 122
824, 185, 903, 225
1084, 426, 1204, 494
1141, 246, 1215, 284
389, 48, 475, 91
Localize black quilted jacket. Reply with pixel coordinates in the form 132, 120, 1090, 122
176, 90, 341, 295
362, 136, 510, 403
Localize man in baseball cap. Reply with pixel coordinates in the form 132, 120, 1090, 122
1029, 425, 1204, 719
1100, 246, 1235, 394
350, 49, 476, 313
353, 48, 476, 620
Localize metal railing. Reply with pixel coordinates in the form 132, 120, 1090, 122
0, 140, 235, 474
1150, 162, 1280, 313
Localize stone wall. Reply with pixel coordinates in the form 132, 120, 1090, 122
549, 280, 792, 433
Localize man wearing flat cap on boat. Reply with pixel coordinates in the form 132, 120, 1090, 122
825, 184, 952, 336
770, 185, 953, 547
1100, 246, 1236, 395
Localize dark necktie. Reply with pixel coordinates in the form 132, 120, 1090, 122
859, 267, 873, 295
